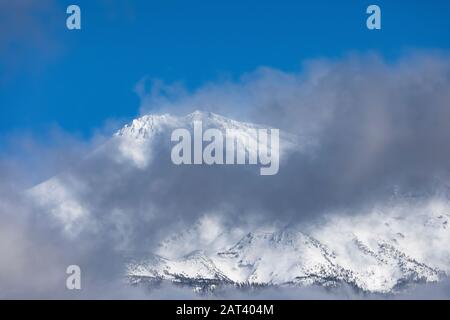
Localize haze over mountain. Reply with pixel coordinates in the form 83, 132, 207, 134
28, 111, 450, 295
3, 54, 450, 299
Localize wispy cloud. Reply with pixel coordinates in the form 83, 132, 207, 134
1, 52, 450, 298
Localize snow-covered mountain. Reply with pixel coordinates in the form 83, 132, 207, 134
127, 204, 449, 294
28, 111, 302, 235
27, 111, 450, 295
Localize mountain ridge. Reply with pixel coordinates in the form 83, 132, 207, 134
127, 205, 449, 294
25, 111, 450, 294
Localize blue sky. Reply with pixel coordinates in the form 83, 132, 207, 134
1, 0, 450, 141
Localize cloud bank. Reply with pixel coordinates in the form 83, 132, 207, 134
1, 52, 450, 298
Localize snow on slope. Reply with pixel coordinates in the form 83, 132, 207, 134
114, 110, 300, 167
26, 111, 450, 294
127, 199, 450, 294
28, 111, 303, 236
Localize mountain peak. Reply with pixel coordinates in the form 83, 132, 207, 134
114, 113, 178, 139
114, 110, 263, 140
185, 110, 241, 125
186, 109, 213, 118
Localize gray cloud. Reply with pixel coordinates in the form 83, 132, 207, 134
135, 52, 450, 223
2, 52, 450, 298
